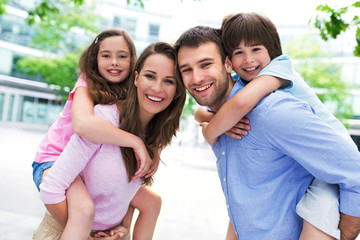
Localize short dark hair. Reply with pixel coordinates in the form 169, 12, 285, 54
221, 12, 282, 60
174, 25, 227, 64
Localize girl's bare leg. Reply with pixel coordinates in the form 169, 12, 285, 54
60, 176, 95, 240
299, 220, 335, 240
131, 186, 161, 240
226, 220, 237, 240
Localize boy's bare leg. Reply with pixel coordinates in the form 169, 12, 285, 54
130, 186, 161, 240
225, 220, 237, 240
299, 220, 335, 240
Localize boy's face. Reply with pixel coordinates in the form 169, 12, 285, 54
177, 42, 233, 111
230, 41, 271, 82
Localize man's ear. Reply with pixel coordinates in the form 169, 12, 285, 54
225, 56, 233, 74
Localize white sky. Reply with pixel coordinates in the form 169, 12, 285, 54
143, 0, 354, 29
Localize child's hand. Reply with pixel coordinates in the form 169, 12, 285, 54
145, 155, 160, 178
225, 117, 250, 140
132, 141, 153, 180
200, 122, 218, 146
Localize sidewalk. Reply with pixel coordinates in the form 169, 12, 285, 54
0, 125, 229, 240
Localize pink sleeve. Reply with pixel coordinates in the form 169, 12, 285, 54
68, 73, 88, 101
39, 104, 117, 204
39, 131, 99, 204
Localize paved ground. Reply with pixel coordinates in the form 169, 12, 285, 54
0, 124, 229, 240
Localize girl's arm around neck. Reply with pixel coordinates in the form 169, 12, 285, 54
71, 87, 152, 179
202, 76, 285, 145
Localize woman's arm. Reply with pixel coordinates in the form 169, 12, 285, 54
71, 87, 152, 179
202, 76, 285, 145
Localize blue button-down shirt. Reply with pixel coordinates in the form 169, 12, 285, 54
212, 80, 360, 239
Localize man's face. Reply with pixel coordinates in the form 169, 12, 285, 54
177, 42, 232, 110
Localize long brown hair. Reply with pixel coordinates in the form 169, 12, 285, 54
221, 12, 282, 60
78, 29, 137, 104
120, 42, 186, 185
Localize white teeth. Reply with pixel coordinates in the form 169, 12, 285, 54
245, 67, 257, 71
147, 95, 162, 102
109, 70, 120, 73
195, 84, 211, 92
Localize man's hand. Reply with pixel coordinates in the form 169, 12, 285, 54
339, 212, 360, 240
224, 117, 250, 140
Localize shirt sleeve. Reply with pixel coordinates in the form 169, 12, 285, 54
257, 55, 295, 88
39, 104, 117, 204
68, 74, 88, 101
262, 94, 360, 217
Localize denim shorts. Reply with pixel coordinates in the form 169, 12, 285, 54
296, 178, 340, 239
32, 161, 55, 191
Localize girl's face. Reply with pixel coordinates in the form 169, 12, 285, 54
97, 36, 131, 83
230, 41, 271, 82
135, 53, 177, 124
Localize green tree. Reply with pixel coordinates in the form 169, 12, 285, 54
14, 0, 101, 100
16, 51, 80, 100
284, 34, 354, 122
313, 1, 360, 56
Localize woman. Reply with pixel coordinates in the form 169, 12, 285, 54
35, 42, 186, 240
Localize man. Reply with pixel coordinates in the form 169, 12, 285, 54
174, 25, 360, 240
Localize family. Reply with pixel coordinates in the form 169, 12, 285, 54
32, 12, 360, 240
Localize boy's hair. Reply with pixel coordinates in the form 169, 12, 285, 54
120, 42, 186, 186
221, 12, 282, 60
174, 25, 227, 64
78, 29, 137, 104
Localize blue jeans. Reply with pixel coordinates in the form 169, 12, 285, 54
32, 161, 54, 191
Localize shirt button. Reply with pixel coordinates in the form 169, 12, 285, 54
227, 204, 229, 208
223, 178, 226, 182
222, 151, 225, 155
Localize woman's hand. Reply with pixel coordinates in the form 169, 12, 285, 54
91, 225, 129, 239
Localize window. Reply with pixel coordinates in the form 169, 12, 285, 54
148, 23, 160, 40
0, 93, 4, 120
123, 18, 137, 38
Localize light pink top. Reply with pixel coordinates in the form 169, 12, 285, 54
34, 76, 87, 163
40, 104, 141, 230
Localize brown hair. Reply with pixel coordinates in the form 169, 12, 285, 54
78, 29, 137, 104
221, 12, 282, 60
120, 42, 186, 185
174, 25, 227, 64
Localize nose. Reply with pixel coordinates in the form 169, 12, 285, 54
191, 68, 205, 85
151, 79, 162, 92
111, 57, 119, 66
244, 53, 254, 63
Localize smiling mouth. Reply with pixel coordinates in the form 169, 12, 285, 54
146, 94, 164, 102
108, 70, 121, 74
243, 66, 260, 72
195, 83, 212, 92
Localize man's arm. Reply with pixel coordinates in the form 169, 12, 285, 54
339, 213, 360, 240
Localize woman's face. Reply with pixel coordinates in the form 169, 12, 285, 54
135, 53, 177, 123
97, 36, 131, 83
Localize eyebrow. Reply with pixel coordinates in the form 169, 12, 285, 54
179, 57, 214, 70
144, 69, 175, 79
99, 50, 129, 54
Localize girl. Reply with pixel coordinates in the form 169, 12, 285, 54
196, 12, 357, 239
32, 29, 160, 239
34, 41, 186, 239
